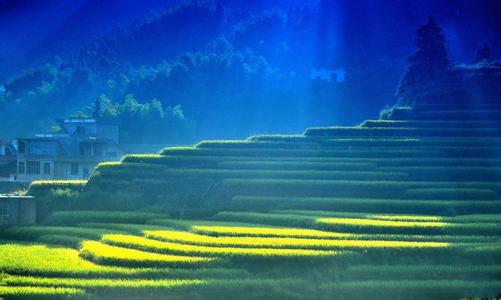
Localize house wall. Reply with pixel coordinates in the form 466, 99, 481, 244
17, 160, 54, 182
62, 121, 119, 143
62, 120, 97, 137
53, 161, 96, 180
0, 196, 36, 226
16, 140, 60, 156
18, 197, 36, 225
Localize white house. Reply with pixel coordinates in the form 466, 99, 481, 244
14, 118, 122, 182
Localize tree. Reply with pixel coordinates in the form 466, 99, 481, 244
397, 16, 451, 104
475, 42, 492, 63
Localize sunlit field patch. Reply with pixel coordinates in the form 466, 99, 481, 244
191, 225, 350, 238
102, 234, 344, 260
0, 243, 244, 279
316, 217, 449, 228
79, 241, 215, 267
142, 230, 448, 249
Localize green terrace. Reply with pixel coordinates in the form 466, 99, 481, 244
3, 104, 499, 299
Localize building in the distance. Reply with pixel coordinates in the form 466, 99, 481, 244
14, 118, 122, 182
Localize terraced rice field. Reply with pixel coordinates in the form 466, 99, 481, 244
2, 105, 501, 298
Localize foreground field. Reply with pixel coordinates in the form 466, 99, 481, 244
1, 209, 500, 299
3, 105, 501, 298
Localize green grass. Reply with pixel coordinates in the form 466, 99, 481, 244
0, 286, 85, 300
46, 211, 169, 225
160, 146, 501, 159
405, 188, 498, 200
2, 276, 313, 299
230, 195, 501, 214
343, 264, 501, 280
1, 226, 119, 242
361, 120, 501, 129
7, 106, 501, 299
304, 126, 501, 138
319, 280, 501, 299
95, 166, 408, 182
221, 178, 501, 199
4, 274, 203, 290
214, 211, 501, 235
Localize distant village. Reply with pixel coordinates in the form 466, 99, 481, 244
0, 117, 122, 184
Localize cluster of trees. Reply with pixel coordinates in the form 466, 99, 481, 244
397, 17, 497, 106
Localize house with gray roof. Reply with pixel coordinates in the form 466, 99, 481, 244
14, 118, 122, 182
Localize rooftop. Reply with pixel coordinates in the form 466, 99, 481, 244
0, 194, 34, 199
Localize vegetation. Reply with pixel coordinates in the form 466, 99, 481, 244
397, 16, 451, 105
79, 241, 215, 268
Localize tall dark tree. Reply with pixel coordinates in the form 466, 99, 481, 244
397, 16, 451, 104
475, 42, 492, 63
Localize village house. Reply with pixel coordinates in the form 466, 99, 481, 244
14, 118, 122, 182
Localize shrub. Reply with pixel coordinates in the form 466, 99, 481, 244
28, 181, 86, 197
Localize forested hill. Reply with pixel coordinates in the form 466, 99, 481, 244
1, 0, 500, 145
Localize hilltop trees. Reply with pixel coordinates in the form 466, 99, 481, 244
397, 17, 451, 105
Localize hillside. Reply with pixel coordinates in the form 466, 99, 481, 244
3, 0, 500, 143
0, 91, 499, 298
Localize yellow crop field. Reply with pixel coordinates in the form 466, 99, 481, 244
4, 275, 204, 289
316, 218, 449, 228
79, 241, 214, 267
192, 225, 350, 238
370, 215, 444, 222
142, 230, 448, 249
102, 234, 343, 259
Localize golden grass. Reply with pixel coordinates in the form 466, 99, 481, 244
142, 230, 448, 249
316, 218, 449, 228
103, 234, 342, 259
191, 225, 350, 238
370, 215, 444, 222
4, 274, 204, 289
79, 241, 214, 267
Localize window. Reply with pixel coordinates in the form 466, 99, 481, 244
18, 142, 25, 154
71, 163, 79, 175
43, 162, 51, 175
27, 161, 40, 175
18, 162, 25, 174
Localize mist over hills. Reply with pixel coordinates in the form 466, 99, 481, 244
0, 0, 500, 145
